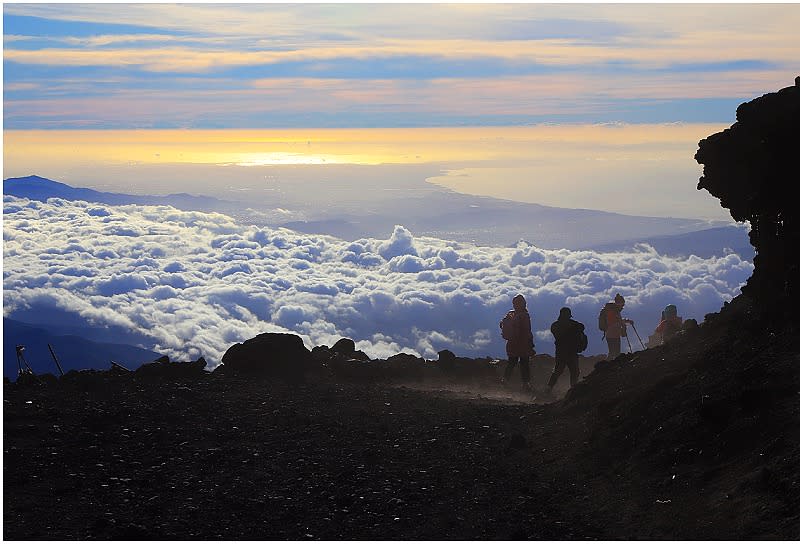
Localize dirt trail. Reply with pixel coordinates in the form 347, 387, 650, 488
391, 382, 556, 405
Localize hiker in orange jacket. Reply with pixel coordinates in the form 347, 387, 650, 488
603, 293, 633, 360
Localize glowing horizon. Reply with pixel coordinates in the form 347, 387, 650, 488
3, 123, 728, 169
3, 123, 733, 221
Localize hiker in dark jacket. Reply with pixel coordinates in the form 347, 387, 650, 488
500, 293, 536, 392
547, 307, 585, 393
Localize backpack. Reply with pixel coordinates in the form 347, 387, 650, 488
576, 328, 588, 353
598, 303, 613, 332
500, 311, 516, 340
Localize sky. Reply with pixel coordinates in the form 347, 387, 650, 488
0, 2, 790, 366
3, 2, 800, 218
4, 2, 799, 129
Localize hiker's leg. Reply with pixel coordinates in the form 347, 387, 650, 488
504, 357, 518, 380
607, 338, 621, 359
567, 356, 580, 387
547, 355, 565, 388
519, 356, 530, 384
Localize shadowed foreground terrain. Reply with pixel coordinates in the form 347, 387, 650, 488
4, 294, 799, 540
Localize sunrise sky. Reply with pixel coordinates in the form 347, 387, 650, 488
4, 2, 800, 218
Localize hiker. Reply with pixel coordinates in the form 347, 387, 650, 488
599, 293, 633, 360
546, 307, 587, 394
499, 293, 536, 392
647, 309, 666, 348
650, 304, 683, 346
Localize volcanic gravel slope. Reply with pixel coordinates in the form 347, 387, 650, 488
4, 295, 800, 540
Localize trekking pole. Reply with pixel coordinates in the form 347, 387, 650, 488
15, 344, 39, 383
16, 345, 25, 375
15, 345, 34, 374
624, 334, 633, 353
630, 323, 646, 350
110, 361, 131, 372
48, 343, 65, 376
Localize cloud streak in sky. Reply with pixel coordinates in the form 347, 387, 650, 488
3, 3, 799, 128
3, 196, 752, 368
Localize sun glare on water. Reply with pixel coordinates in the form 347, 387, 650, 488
228, 152, 348, 166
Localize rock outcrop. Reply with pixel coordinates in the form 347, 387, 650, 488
695, 76, 800, 323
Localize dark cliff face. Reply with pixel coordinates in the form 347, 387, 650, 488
695, 77, 800, 322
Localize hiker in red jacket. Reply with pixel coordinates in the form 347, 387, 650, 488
499, 293, 536, 392
650, 304, 683, 347
601, 293, 633, 360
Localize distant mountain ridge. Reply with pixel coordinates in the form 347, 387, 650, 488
584, 225, 754, 260
3, 175, 240, 212
3, 174, 748, 258
3, 318, 162, 379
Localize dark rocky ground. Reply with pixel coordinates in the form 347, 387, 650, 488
4, 294, 800, 540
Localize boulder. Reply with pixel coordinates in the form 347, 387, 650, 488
386, 353, 424, 366
682, 318, 699, 331
331, 338, 370, 362
437, 349, 456, 372
331, 338, 356, 355
134, 357, 208, 379
385, 353, 426, 381
437, 349, 456, 360
219, 333, 312, 380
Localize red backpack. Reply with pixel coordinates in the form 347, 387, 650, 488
598, 302, 616, 332
500, 311, 517, 340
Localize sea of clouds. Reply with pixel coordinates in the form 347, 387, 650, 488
2, 195, 753, 369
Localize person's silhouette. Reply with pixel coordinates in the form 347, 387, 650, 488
500, 294, 536, 392
547, 307, 585, 394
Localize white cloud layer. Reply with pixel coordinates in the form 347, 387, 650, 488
2, 196, 753, 368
